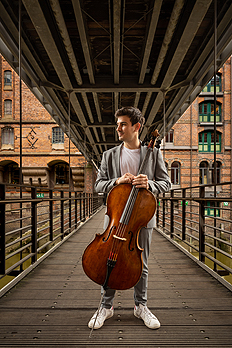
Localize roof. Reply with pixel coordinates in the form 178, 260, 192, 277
0, 0, 232, 165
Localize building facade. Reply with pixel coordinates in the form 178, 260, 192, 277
163, 56, 231, 216
0, 55, 95, 193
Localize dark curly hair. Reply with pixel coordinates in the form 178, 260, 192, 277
115, 107, 145, 134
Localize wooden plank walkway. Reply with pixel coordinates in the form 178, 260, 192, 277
0, 207, 232, 347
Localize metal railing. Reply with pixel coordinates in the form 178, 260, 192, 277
0, 183, 104, 294
156, 181, 232, 290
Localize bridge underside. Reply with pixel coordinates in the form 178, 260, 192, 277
0, 0, 232, 165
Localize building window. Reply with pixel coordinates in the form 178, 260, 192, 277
212, 161, 221, 184
199, 161, 209, 185
4, 99, 12, 116
8, 164, 19, 184
165, 129, 174, 143
171, 161, 180, 185
55, 163, 69, 184
52, 127, 64, 144
205, 201, 220, 217
199, 102, 221, 123
1, 127, 14, 149
202, 74, 221, 92
4, 70, 12, 88
198, 131, 221, 152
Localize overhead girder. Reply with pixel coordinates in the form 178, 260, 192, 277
0, 0, 232, 166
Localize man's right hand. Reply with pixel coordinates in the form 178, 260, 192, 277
116, 173, 135, 185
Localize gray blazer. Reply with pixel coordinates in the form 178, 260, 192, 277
95, 143, 171, 228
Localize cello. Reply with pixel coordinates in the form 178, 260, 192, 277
82, 130, 160, 292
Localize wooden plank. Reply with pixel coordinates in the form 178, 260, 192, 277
0, 208, 231, 347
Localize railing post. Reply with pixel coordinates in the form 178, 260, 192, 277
170, 190, 174, 238
80, 193, 82, 222
75, 192, 78, 228
69, 191, 72, 234
61, 191, 64, 239
199, 186, 205, 263
83, 193, 86, 221
162, 192, 165, 230
0, 184, 6, 275
49, 189, 53, 241
31, 187, 37, 263
156, 195, 159, 228
182, 188, 186, 240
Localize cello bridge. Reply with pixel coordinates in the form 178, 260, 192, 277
113, 235, 127, 242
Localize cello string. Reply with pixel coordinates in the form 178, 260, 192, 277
108, 147, 152, 262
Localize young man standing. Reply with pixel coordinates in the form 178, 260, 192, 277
88, 107, 171, 330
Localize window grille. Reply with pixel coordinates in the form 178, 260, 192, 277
4, 100, 12, 115
1, 127, 14, 145
52, 127, 64, 144
4, 70, 12, 87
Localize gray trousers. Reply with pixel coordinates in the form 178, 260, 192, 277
101, 226, 153, 309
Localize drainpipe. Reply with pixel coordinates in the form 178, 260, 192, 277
230, 56, 232, 252
213, 0, 217, 271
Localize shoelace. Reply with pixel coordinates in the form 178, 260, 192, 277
93, 308, 106, 320
143, 306, 156, 320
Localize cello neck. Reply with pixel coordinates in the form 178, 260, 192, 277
119, 131, 159, 226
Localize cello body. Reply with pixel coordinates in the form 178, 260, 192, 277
82, 183, 156, 290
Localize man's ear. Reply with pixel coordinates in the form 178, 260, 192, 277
134, 122, 141, 132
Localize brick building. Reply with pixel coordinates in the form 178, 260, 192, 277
163, 56, 231, 217
0, 55, 95, 193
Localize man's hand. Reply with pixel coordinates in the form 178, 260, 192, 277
132, 174, 149, 190
116, 173, 135, 185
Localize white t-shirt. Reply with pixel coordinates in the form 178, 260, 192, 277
120, 145, 140, 176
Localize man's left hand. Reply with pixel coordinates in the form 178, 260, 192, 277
132, 174, 149, 190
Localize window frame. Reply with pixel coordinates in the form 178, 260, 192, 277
198, 131, 221, 153
165, 129, 174, 143
4, 70, 12, 88
4, 99, 12, 116
1, 126, 14, 146
199, 161, 209, 185
171, 161, 180, 185
199, 101, 222, 123
52, 127, 64, 144
202, 74, 222, 93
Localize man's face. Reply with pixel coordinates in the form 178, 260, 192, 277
116, 115, 140, 143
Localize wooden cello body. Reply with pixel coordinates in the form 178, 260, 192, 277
82, 183, 156, 290
82, 130, 159, 291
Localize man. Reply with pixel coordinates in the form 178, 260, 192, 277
88, 107, 171, 330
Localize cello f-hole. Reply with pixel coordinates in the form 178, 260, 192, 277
102, 225, 116, 242
128, 231, 134, 251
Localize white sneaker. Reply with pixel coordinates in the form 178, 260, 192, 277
88, 306, 114, 329
134, 304, 161, 329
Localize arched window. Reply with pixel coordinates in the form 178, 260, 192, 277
52, 127, 64, 144
55, 163, 69, 184
171, 161, 180, 185
199, 101, 221, 123
1, 127, 14, 149
212, 161, 221, 184
4, 162, 19, 184
4, 70, 12, 88
202, 74, 221, 92
199, 161, 209, 185
4, 99, 12, 116
198, 131, 221, 152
